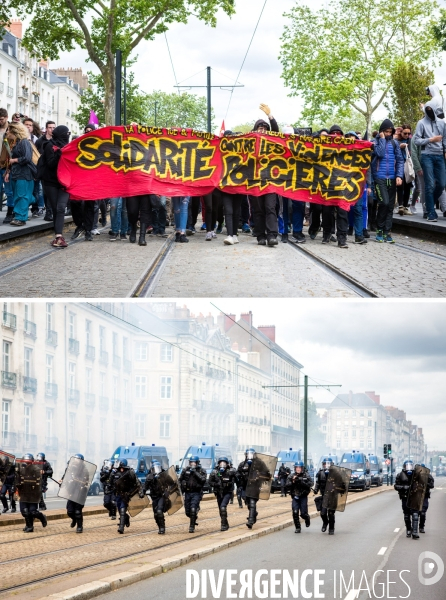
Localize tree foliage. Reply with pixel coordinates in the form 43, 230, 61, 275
280, 0, 439, 132
144, 90, 214, 130
2, 0, 235, 125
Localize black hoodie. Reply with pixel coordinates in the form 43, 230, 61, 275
252, 118, 279, 133
378, 119, 395, 135
39, 126, 70, 188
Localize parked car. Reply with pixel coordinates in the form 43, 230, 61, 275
88, 472, 103, 496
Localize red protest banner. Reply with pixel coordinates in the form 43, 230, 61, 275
58, 126, 372, 209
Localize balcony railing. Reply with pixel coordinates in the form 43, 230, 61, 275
123, 358, 131, 372
99, 396, 109, 411
68, 388, 80, 405
24, 320, 37, 338
1, 432, 17, 449
192, 399, 233, 413
45, 382, 58, 398
23, 434, 37, 450
85, 345, 95, 360
45, 437, 58, 451
46, 329, 58, 346
69, 338, 80, 355
23, 376, 37, 393
68, 439, 80, 453
99, 350, 108, 365
32, 94, 40, 104
20, 88, 29, 98
2, 311, 17, 330
66, 109, 70, 117
85, 392, 96, 408
1, 371, 17, 389
112, 355, 121, 369
7, 86, 13, 97
113, 399, 121, 412
86, 441, 95, 456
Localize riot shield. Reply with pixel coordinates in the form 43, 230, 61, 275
158, 465, 183, 515
114, 469, 138, 498
406, 465, 430, 511
0, 451, 15, 483
322, 465, 351, 512
15, 459, 43, 503
58, 457, 96, 505
246, 453, 278, 501
128, 492, 150, 517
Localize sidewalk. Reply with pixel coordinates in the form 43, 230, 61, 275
0, 213, 73, 243
391, 209, 446, 240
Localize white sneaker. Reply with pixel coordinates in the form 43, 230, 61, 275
205, 232, 213, 241
224, 235, 234, 245
410, 206, 417, 214
233, 235, 239, 244
211, 231, 217, 238
92, 229, 101, 235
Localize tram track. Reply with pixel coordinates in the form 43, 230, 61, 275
129, 233, 175, 297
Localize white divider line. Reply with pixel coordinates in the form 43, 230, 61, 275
394, 528, 400, 532
344, 590, 359, 600
378, 547, 387, 555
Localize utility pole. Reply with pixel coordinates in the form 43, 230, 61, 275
263, 381, 341, 468
207, 66, 211, 134
115, 50, 122, 126
123, 63, 127, 125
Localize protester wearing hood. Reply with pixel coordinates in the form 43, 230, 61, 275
425, 85, 444, 119
4, 122, 36, 226
83, 123, 96, 135
39, 125, 71, 247
250, 103, 280, 246
371, 119, 404, 242
413, 100, 446, 221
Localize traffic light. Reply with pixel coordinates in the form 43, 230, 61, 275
384, 444, 388, 458
388, 444, 392, 456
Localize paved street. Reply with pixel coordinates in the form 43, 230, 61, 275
0, 220, 445, 297
104, 487, 446, 600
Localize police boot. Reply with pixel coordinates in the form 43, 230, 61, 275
220, 507, 229, 532
76, 515, 83, 533
125, 513, 130, 528
68, 512, 76, 528
321, 514, 328, 533
111, 505, 116, 520
419, 512, 426, 533
404, 516, 412, 537
411, 513, 419, 539
238, 496, 243, 508
36, 511, 48, 528
156, 511, 165, 534
293, 511, 301, 533
303, 514, 311, 528
1, 496, 8, 513
24, 515, 34, 533
189, 509, 197, 533
138, 223, 147, 246
129, 224, 137, 243
39, 497, 47, 510
11, 498, 17, 513
118, 508, 126, 534
246, 502, 256, 529
328, 512, 335, 535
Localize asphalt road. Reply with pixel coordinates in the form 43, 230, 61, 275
104, 486, 446, 600
43, 494, 105, 510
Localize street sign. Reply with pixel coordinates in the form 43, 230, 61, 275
385, 459, 391, 465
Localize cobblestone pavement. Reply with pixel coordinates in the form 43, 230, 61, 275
0, 220, 445, 297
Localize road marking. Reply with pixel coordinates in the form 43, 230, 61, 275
344, 590, 359, 600
378, 547, 387, 555
394, 528, 400, 532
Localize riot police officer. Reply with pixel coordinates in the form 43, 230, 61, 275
314, 458, 336, 534
36, 452, 53, 511
418, 464, 434, 533
236, 448, 258, 529
0, 456, 17, 513
60, 453, 90, 534
144, 460, 167, 534
286, 461, 312, 533
16, 454, 47, 533
100, 459, 116, 519
394, 460, 419, 539
110, 458, 144, 534
179, 455, 207, 533
209, 456, 238, 531
278, 463, 291, 497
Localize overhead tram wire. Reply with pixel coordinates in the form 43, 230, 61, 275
164, 32, 180, 95
224, 0, 268, 122
86, 303, 295, 404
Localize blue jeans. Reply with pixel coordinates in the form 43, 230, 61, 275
11, 179, 34, 221
32, 180, 45, 208
281, 197, 305, 234
110, 197, 128, 234
0, 167, 14, 207
172, 196, 190, 233
420, 154, 445, 219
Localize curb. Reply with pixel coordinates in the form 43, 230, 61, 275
35, 486, 391, 600
0, 216, 74, 244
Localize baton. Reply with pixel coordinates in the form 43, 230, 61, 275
49, 476, 61, 487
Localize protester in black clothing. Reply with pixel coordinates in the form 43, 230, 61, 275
278, 463, 291, 497
126, 194, 153, 245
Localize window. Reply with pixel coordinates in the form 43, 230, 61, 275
69, 313, 76, 338
336, 410, 341, 417
367, 429, 372, 438
99, 326, 105, 352
100, 418, 106, 442
2, 401, 10, 435
160, 414, 171, 438
367, 410, 372, 417
336, 440, 341, 448
85, 368, 92, 393
135, 342, 147, 361
100, 372, 106, 396
2, 341, 11, 372
336, 431, 341, 439
161, 344, 173, 362
46, 409, 53, 438
344, 409, 349, 416
113, 332, 118, 356
343, 430, 348, 438
46, 303, 53, 331
360, 429, 364, 438
123, 337, 129, 359
24, 304, 31, 322
359, 440, 364, 448
368, 419, 372, 427
359, 409, 364, 417
24, 347, 32, 377
24, 405, 31, 438
352, 430, 357, 438
123, 380, 129, 403
86, 415, 92, 442
45, 355, 54, 383
85, 320, 92, 346
135, 376, 147, 399
160, 376, 172, 399
367, 440, 372, 449
69, 413, 76, 439
113, 376, 119, 400
68, 362, 76, 390
135, 414, 146, 437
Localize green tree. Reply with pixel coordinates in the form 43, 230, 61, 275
384, 61, 434, 128
144, 90, 214, 130
280, 0, 439, 133
2, 0, 235, 125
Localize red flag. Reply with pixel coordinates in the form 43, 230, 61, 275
219, 120, 226, 137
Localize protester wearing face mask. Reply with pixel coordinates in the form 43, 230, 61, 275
413, 100, 446, 222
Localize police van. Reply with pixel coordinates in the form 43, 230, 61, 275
272, 448, 315, 492
340, 451, 371, 491
179, 443, 232, 492
112, 443, 169, 485
367, 454, 384, 486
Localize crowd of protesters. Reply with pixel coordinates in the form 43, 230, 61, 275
0, 92, 445, 250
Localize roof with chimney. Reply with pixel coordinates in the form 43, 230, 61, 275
329, 393, 379, 408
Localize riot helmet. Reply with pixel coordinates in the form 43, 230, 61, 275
151, 460, 162, 475
23, 453, 34, 461
294, 460, 305, 474
420, 463, 426, 468
322, 458, 333, 471
114, 458, 128, 469
74, 453, 84, 460
245, 448, 255, 464
403, 460, 414, 474
217, 456, 229, 472
102, 459, 112, 470
189, 455, 200, 468
36, 452, 45, 461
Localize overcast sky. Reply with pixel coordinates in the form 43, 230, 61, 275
136, 300, 446, 451
44, 0, 446, 132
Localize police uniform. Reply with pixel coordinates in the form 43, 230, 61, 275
209, 457, 237, 531
286, 463, 312, 532
179, 457, 207, 533
144, 462, 167, 534
314, 464, 336, 534
100, 461, 116, 519
110, 460, 144, 534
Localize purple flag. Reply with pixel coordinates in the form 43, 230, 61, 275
89, 110, 99, 126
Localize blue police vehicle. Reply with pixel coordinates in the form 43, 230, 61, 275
367, 454, 384, 486
272, 448, 315, 492
340, 451, 372, 491
112, 443, 169, 485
